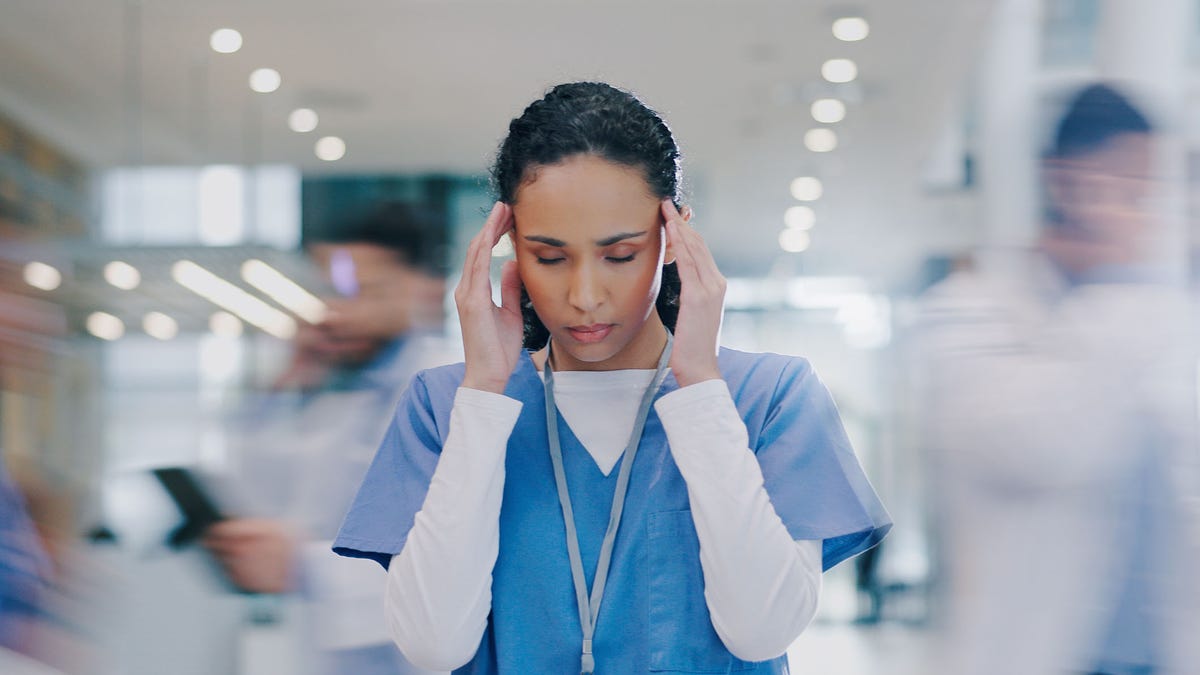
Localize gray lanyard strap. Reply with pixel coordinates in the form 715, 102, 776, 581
543, 334, 673, 674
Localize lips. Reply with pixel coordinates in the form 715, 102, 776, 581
566, 324, 614, 343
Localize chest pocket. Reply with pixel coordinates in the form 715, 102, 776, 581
648, 510, 756, 673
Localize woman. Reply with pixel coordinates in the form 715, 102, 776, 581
334, 82, 890, 674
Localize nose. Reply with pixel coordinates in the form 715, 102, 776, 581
567, 262, 603, 314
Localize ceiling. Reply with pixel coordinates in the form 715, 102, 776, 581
0, 0, 996, 285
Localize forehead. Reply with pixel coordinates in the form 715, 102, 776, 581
1067, 132, 1154, 175
513, 155, 660, 237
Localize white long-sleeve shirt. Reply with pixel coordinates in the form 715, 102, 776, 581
385, 374, 822, 670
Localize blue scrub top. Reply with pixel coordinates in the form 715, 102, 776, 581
334, 347, 891, 674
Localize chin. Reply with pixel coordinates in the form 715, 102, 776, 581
558, 342, 617, 362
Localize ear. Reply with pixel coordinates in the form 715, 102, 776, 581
667, 204, 693, 265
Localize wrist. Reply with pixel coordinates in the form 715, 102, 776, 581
461, 373, 509, 394
673, 367, 722, 388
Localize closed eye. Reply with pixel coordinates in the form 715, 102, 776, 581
536, 256, 565, 265
606, 254, 636, 263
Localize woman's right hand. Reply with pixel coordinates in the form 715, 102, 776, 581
456, 202, 524, 394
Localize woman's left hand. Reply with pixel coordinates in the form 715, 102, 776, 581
662, 200, 725, 387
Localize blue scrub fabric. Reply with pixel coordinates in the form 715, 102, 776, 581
0, 468, 49, 650
334, 348, 891, 674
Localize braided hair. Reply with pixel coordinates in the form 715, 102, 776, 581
491, 82, 682, 350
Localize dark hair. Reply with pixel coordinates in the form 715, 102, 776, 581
316, 201, 449, 276
491, 82, 681, 350
1049, 83, 1153, 160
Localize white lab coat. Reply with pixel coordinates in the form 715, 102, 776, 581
916, 250, 1200, 675
231, 334, 458, 674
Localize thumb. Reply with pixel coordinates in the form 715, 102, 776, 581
499, 259, 522, 314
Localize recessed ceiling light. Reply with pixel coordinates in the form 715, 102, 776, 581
23, 262, 61, 291
789, 177, 823, 201
288, 108, 319, 133
779, 229, 812, 253
315, 136, 346, 161
143, 312, 179, 340
833, 17, 870, 42
104, 261, 141, 290
210, 28, 243, 54
805, 128, 839, 153
87, 312, 125, 341
821, 58, 858, 84
249, 68, 281, 93
173, 260, 296, 339
784, 206, 816, 230
811, 98, 846, 124
240, 259, 327, 324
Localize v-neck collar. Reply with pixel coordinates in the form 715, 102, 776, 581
503, 349, 679, 477
507, 348, 681, 401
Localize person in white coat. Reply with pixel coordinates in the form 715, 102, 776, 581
203, 201, 456, 675
918, 83, 1200, 675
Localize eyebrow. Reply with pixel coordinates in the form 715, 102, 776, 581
522, 231, 649, 248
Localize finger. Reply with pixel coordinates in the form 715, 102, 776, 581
476, 202, 506, 266
208, 519, 260, 538
466, 204, 504, 301
661, 198, 688, 238
667, 219, 702, 290
472, 203, 506, 260
202, 536, 229, 553
667, 212, 722, 291
660, 199, 683, 223
205, 540, 240, 559
457, 229, 486, 300
499, 259, 522, 315
673, 223, 724, 301
491, 203, 515, 246
679, 223, 722, 288
661, 199, 695, 266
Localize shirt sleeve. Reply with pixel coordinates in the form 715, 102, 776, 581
332, 371, 446, 567
383, 386, 522, 671
655, 379, 822, 662
332, 370, 522, 567
735, 356, 891, 570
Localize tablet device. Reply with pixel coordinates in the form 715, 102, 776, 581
152, 467, 227, 549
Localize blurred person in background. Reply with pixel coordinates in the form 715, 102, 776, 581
202, 201, 454, 675
0, 468, 64, 675
0, 460, 51, 657
918, 83, 1200, 674
0, 257, 53, 661
0, 252, 97, 675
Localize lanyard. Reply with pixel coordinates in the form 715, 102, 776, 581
543, 334, 673, 674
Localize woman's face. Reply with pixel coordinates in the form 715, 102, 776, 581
512, 154, 672, 371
